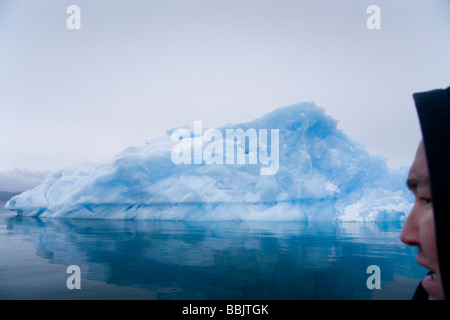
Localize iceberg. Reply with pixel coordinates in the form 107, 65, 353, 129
4, 102, 413, 221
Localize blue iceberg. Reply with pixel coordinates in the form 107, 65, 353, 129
4, 102, 413, 221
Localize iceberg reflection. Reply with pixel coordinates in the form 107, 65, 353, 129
3, 215, 424, 299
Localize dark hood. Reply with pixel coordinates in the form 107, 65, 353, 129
413, 86, 450, 299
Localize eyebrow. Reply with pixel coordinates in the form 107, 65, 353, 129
406, 176, 429, 191
406, 179, 417, 191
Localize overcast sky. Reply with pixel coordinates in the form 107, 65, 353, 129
0, 0, 449, 191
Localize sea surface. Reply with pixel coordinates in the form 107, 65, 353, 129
0, 201, 426, 300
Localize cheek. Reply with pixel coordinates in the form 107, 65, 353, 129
420, 206, 439, 269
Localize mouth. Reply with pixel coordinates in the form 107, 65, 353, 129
416, 255, 435, 274
416, 256, 445, 299
417, 267, 445, 299
421, 271, 444, 298
424, 271, 439, 281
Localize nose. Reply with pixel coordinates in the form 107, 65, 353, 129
400, 203, 420, 247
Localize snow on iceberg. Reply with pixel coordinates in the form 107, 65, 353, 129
4, 102, 413, 221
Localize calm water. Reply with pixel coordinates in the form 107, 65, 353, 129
0, 201, 426, 300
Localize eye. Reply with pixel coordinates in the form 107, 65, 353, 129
420, 197, 433, 204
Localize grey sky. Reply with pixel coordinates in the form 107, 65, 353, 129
0, 0, 449, 191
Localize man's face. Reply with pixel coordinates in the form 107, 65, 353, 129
400, 140, 445, 300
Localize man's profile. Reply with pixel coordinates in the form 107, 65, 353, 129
401, 86, 450, 300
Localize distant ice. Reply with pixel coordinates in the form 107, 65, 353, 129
4, 102, 413, 221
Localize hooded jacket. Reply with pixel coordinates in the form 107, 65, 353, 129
412, 86, 450, 299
